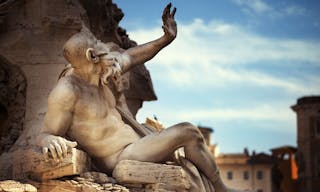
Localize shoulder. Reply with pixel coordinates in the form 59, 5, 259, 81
48, 76, 78, 105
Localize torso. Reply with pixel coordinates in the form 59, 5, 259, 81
64, 75, 140, 158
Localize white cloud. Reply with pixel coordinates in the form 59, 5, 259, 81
124, 17, 319, 139
232, 0, 271, 13
136, 103, 295, 133
177, 105, 291, 122
128, 19, 320, 94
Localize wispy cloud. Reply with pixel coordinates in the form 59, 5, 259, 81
232, 0, 271, 14
129, 19, 320, 94
284, 5, 307, 16
137, 103, 295, 133
172, 105, 291, 122
231, 0, 307, 18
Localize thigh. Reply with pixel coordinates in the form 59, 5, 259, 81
118, 126, 184, 163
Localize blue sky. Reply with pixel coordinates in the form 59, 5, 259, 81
113, 0, 320, 154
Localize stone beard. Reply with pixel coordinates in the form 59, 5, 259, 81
100, 57, 122, 87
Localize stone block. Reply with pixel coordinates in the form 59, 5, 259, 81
112, 160, 191, 191
12, 147, 91, 181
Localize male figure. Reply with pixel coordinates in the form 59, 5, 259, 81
37, 4, 238, 192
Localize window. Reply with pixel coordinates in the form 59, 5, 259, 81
257, 170, 263, 180
283, 153, 290, 160
227, 171, 233, 180
243, 171, 249, 180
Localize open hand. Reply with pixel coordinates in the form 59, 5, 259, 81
162, 3, 177, 40
38, 135, 77, 162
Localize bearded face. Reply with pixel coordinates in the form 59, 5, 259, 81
63, 30, 124, 88
99, 54, 122, 86
85, 40, 124, 86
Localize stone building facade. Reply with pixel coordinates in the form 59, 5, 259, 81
198, 126, 275, 192
292, 96, 320, 192
216, 151, 274, 192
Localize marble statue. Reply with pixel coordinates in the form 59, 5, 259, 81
36, 3, 241, 192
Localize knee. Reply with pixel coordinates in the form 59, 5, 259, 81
173, 122, 204, 143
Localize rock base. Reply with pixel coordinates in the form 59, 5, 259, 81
0, 180, 37, 192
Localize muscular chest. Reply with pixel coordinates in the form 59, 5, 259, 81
74, 85, 116, 120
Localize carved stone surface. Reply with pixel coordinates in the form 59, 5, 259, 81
0, 0, 85, 150
0, 147, 92, 181
31, 179, 129, 192
0, 55, 26, 155
0, 180, 37, 192
12, 147, 91, 181
125, 65, 157, 116
113, 160, 191, 191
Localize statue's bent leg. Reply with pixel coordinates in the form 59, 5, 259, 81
118, 122, 229, 192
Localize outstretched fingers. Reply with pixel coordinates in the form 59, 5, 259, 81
161, 2, 177, 39
171, 7, 176, 18
162, 3, 171, 21
162, 3, 176, 20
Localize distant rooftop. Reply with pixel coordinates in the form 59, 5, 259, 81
297, 96, 320, 105
216, 152, 274, 165
218, 153, 248, 158
270, 145, 297, 154
216, 152, 249, 165
248, 153, 275, 164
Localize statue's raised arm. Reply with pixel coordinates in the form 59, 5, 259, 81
104, 3, 177, 74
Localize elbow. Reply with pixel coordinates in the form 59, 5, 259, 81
119, 53, 133, 73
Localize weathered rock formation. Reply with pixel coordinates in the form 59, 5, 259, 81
0, 55, 26, 153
